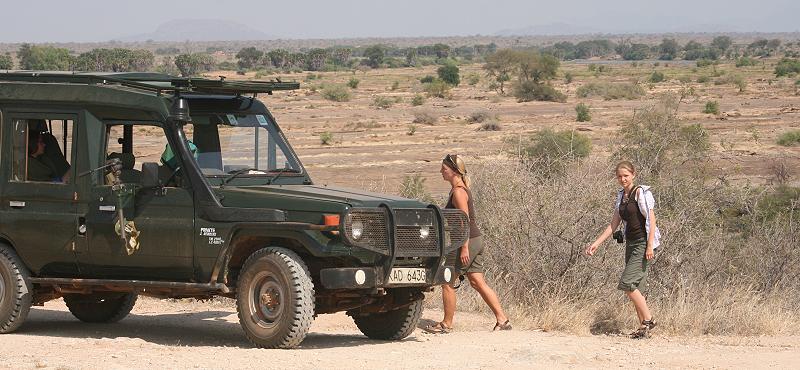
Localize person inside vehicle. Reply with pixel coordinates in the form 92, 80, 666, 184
27, 129, 70, 183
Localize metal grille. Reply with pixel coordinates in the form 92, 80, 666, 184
344, 209, 389, 254
395, 225, 440, 257
442, 209, 470, 252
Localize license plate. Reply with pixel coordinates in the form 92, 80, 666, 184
388, 268, 427, 285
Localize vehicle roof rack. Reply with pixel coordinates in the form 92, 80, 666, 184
0, 71, 300, 96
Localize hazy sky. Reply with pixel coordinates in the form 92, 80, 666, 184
1, 0, 798, 42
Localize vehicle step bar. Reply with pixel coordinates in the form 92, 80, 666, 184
30, 277, 232, 294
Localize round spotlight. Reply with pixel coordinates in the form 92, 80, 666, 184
443, 267, 452, 283
355, 270, 366, 285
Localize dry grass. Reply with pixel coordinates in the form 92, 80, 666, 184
437, 156, 800, 336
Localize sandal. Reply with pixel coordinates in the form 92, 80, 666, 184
630, 319, 656, 339
423, 321, 452, 334
493, 320, 512, 331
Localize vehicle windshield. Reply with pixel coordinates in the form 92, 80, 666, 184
184, 113, 303, 177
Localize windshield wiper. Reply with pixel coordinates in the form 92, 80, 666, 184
268, 167, 302, 184
221, 167, 257, 187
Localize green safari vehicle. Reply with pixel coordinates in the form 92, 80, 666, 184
0, 71, 469, 348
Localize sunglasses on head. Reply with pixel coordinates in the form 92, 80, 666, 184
444, 154, 458, 167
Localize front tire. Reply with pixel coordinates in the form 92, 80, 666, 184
0, 244, 33, 333
352, 299, 423, 340
236, 247, 315, 349
63, 292, 137, 323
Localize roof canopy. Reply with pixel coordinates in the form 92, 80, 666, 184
0, 71, 300, 96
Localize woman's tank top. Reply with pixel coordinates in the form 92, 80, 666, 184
446, 186, 482, 238
619, 189, 647, 241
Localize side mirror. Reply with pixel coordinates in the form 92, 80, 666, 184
141, 162, 161, 189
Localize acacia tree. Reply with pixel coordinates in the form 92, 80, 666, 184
17, 43, 74, 70
266, 49, 289, 68
236, 47, 263, 70
0, 54, 12, 69
658, 38, 680, 60
363, 45, 384, 68
174, 53, 215, 76
483, 49, 516, 94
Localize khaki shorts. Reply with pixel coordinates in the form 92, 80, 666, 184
449, 236, 485, 275
617, 238, 650, 292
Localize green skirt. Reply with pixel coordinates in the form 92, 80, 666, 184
617, 238, 651, 292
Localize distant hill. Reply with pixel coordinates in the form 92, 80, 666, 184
116, 19, 277, 42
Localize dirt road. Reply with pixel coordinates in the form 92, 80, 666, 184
1, 298, 797, 369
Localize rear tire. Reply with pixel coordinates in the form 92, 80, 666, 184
236, 247, 315, 349
352, 299, 423, 340
0, 244, 33, 333
64, 292, 137, 323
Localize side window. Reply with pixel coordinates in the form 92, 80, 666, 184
12, 118, 73, 183
104, 123, 174, 186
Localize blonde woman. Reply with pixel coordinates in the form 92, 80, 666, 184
585, 161, 661, 339
425, 154, 511, 333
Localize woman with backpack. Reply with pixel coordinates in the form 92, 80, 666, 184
585, 161, 661, 339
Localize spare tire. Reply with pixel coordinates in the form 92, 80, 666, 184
64, 292, 138, 323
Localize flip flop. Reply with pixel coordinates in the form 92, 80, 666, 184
493, 320, 512, 331
423, 321, 452, 334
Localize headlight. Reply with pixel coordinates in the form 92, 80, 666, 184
419, 226, 430, 239
351, 221, 364, 239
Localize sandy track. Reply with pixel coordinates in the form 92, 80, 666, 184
1, 298, 798, 369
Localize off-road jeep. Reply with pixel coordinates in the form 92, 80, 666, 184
0, 72, 469, 348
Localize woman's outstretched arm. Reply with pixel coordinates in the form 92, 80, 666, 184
585, 210, 621, 256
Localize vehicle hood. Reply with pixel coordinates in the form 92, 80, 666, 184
217, 184, 428, 211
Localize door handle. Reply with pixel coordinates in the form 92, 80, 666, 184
9, 201, 26, 208
98, 205, 116, 212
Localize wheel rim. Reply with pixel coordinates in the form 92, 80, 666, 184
249, 271, 286, 329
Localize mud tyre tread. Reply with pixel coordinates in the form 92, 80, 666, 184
236, 247, 315, 349
0, 244, 33, 334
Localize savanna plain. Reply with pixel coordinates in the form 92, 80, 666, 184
2, 38, 800, 369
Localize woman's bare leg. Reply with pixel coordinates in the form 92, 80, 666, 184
467, 273, 508, 324
625, 289, 652, 325
441, 283, 457, 327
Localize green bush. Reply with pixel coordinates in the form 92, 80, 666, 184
575, 103, 591, 122
406, 125, 417, 136
390, 81, 400, 90
703, 101, 720, 115
576, 82, 645, 100
564, 72, 574, 84
419, 75, 435, 83
347, 77, 360, 89
0, 54, 12, 69
411, 94, 426, 106
523, 129, 592, 173
513, 81, 566, 103
399, 174, 436, 203
319, 131, 334, 145
677, 75, 692, 83
372, 96, 394, 109
321, 84, 352, 102
696, 58, 717, 67
697, 75, 711, 83
437, 64, 460, 86
423, 80, 451, 98
649, 71, 666, 83
777, 130, 800, 146
735, 57, 758, 67
775, 58, 800, 77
